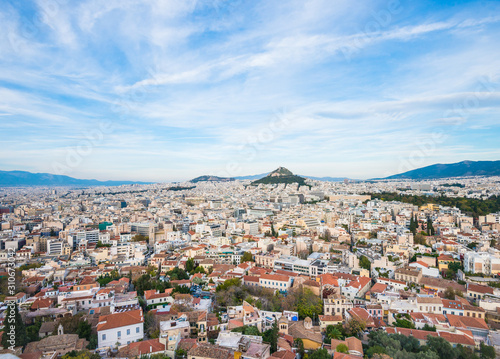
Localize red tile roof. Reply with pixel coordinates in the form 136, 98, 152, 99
97, 309, 143, 331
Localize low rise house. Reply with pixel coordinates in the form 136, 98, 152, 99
97, 309, 144, 348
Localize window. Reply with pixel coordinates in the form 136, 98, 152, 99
102, 334, 106, 340
136, 327, 140, 333
118, 331, 121, 338
127, 329, 130, 335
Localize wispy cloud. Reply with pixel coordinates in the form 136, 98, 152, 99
0, 0, 499, 180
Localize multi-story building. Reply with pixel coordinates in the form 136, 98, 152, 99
464, 252, 500, 275
324, 293, 353, 317
258, 273, 292, 293
274, 256, 310, 276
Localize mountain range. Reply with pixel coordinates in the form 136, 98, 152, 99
0, 170, 152, 187
2, 160, 499, 187
378, 160, 500, 180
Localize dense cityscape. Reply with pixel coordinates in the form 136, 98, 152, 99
1, 168, 500, 359
2, 0, 500, 359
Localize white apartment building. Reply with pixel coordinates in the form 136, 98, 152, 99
47, 239, 64, 255
274, 256, 310, 276
464, 252, 500, 275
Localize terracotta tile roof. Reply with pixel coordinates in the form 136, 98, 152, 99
320, 274, 340, 287
288, 321, 322, 344
97, 309, 143, 331
187, 344, 232, 359
118, 338, 165, 357
260, 273, 290, 282
438, 331, 475, 346
369, 283, 387, 293
467, 283, 494, 295
31, 298, 54, 310
348, 308, 374, 326
303, 279, 321, 288
414, 261, 429, 268
442, 299, 464, 310
319, 315, 343, 322
177, 338, 198, 352
446, 314, 489, 330
271, 349, 295, 359
144, 289, 173, 300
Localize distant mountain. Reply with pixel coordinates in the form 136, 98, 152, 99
302, 175, 352, 182
233, 172, 269, 180
251, 167, 307, 186
190, 175, 235, 183
0, 170, 152, 187
379, 160, 500, 180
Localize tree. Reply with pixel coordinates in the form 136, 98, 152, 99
271, 223, 277, 237
175, 349, 187, 359
87, 333, 98, 350
467, 242, 478, 250
426, 335, 457, 359
414, 233, 427, 246
410, 215, 417, 235
394, 319, 415, 329
456, 344, 479, 359
216, 278, 241, 292
480, 342, 496, 359
264, 319, 279, 354
1, 303, 27, 349
231, 325, 260, 336
132, 234, 148, 242
76, 320, 92, 341
241, 252, 254, 263
193, 266, 206, 274
294, 339, 305, 359
359, 255, 371, 270
422, 324, 436, 332
296, 288, 323, 319
448, 262, 463, 273
166, 267, 190, 281
427, 218, 435, 236
326, 324, 343, 341
443, 287, 458, 300
344, 318, 365, 337
26, 319, 42, 343
309, 348, 330, 359
366, 345, 387, 357
96, 241, 111, 248
336, 343, 349, 353
185, 258, 195, 273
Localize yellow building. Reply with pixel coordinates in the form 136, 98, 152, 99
437, 254, 459, 271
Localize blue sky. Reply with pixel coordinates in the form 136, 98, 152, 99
0, 0, 499, 182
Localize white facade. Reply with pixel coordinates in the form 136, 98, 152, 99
99, 322, 144, 348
